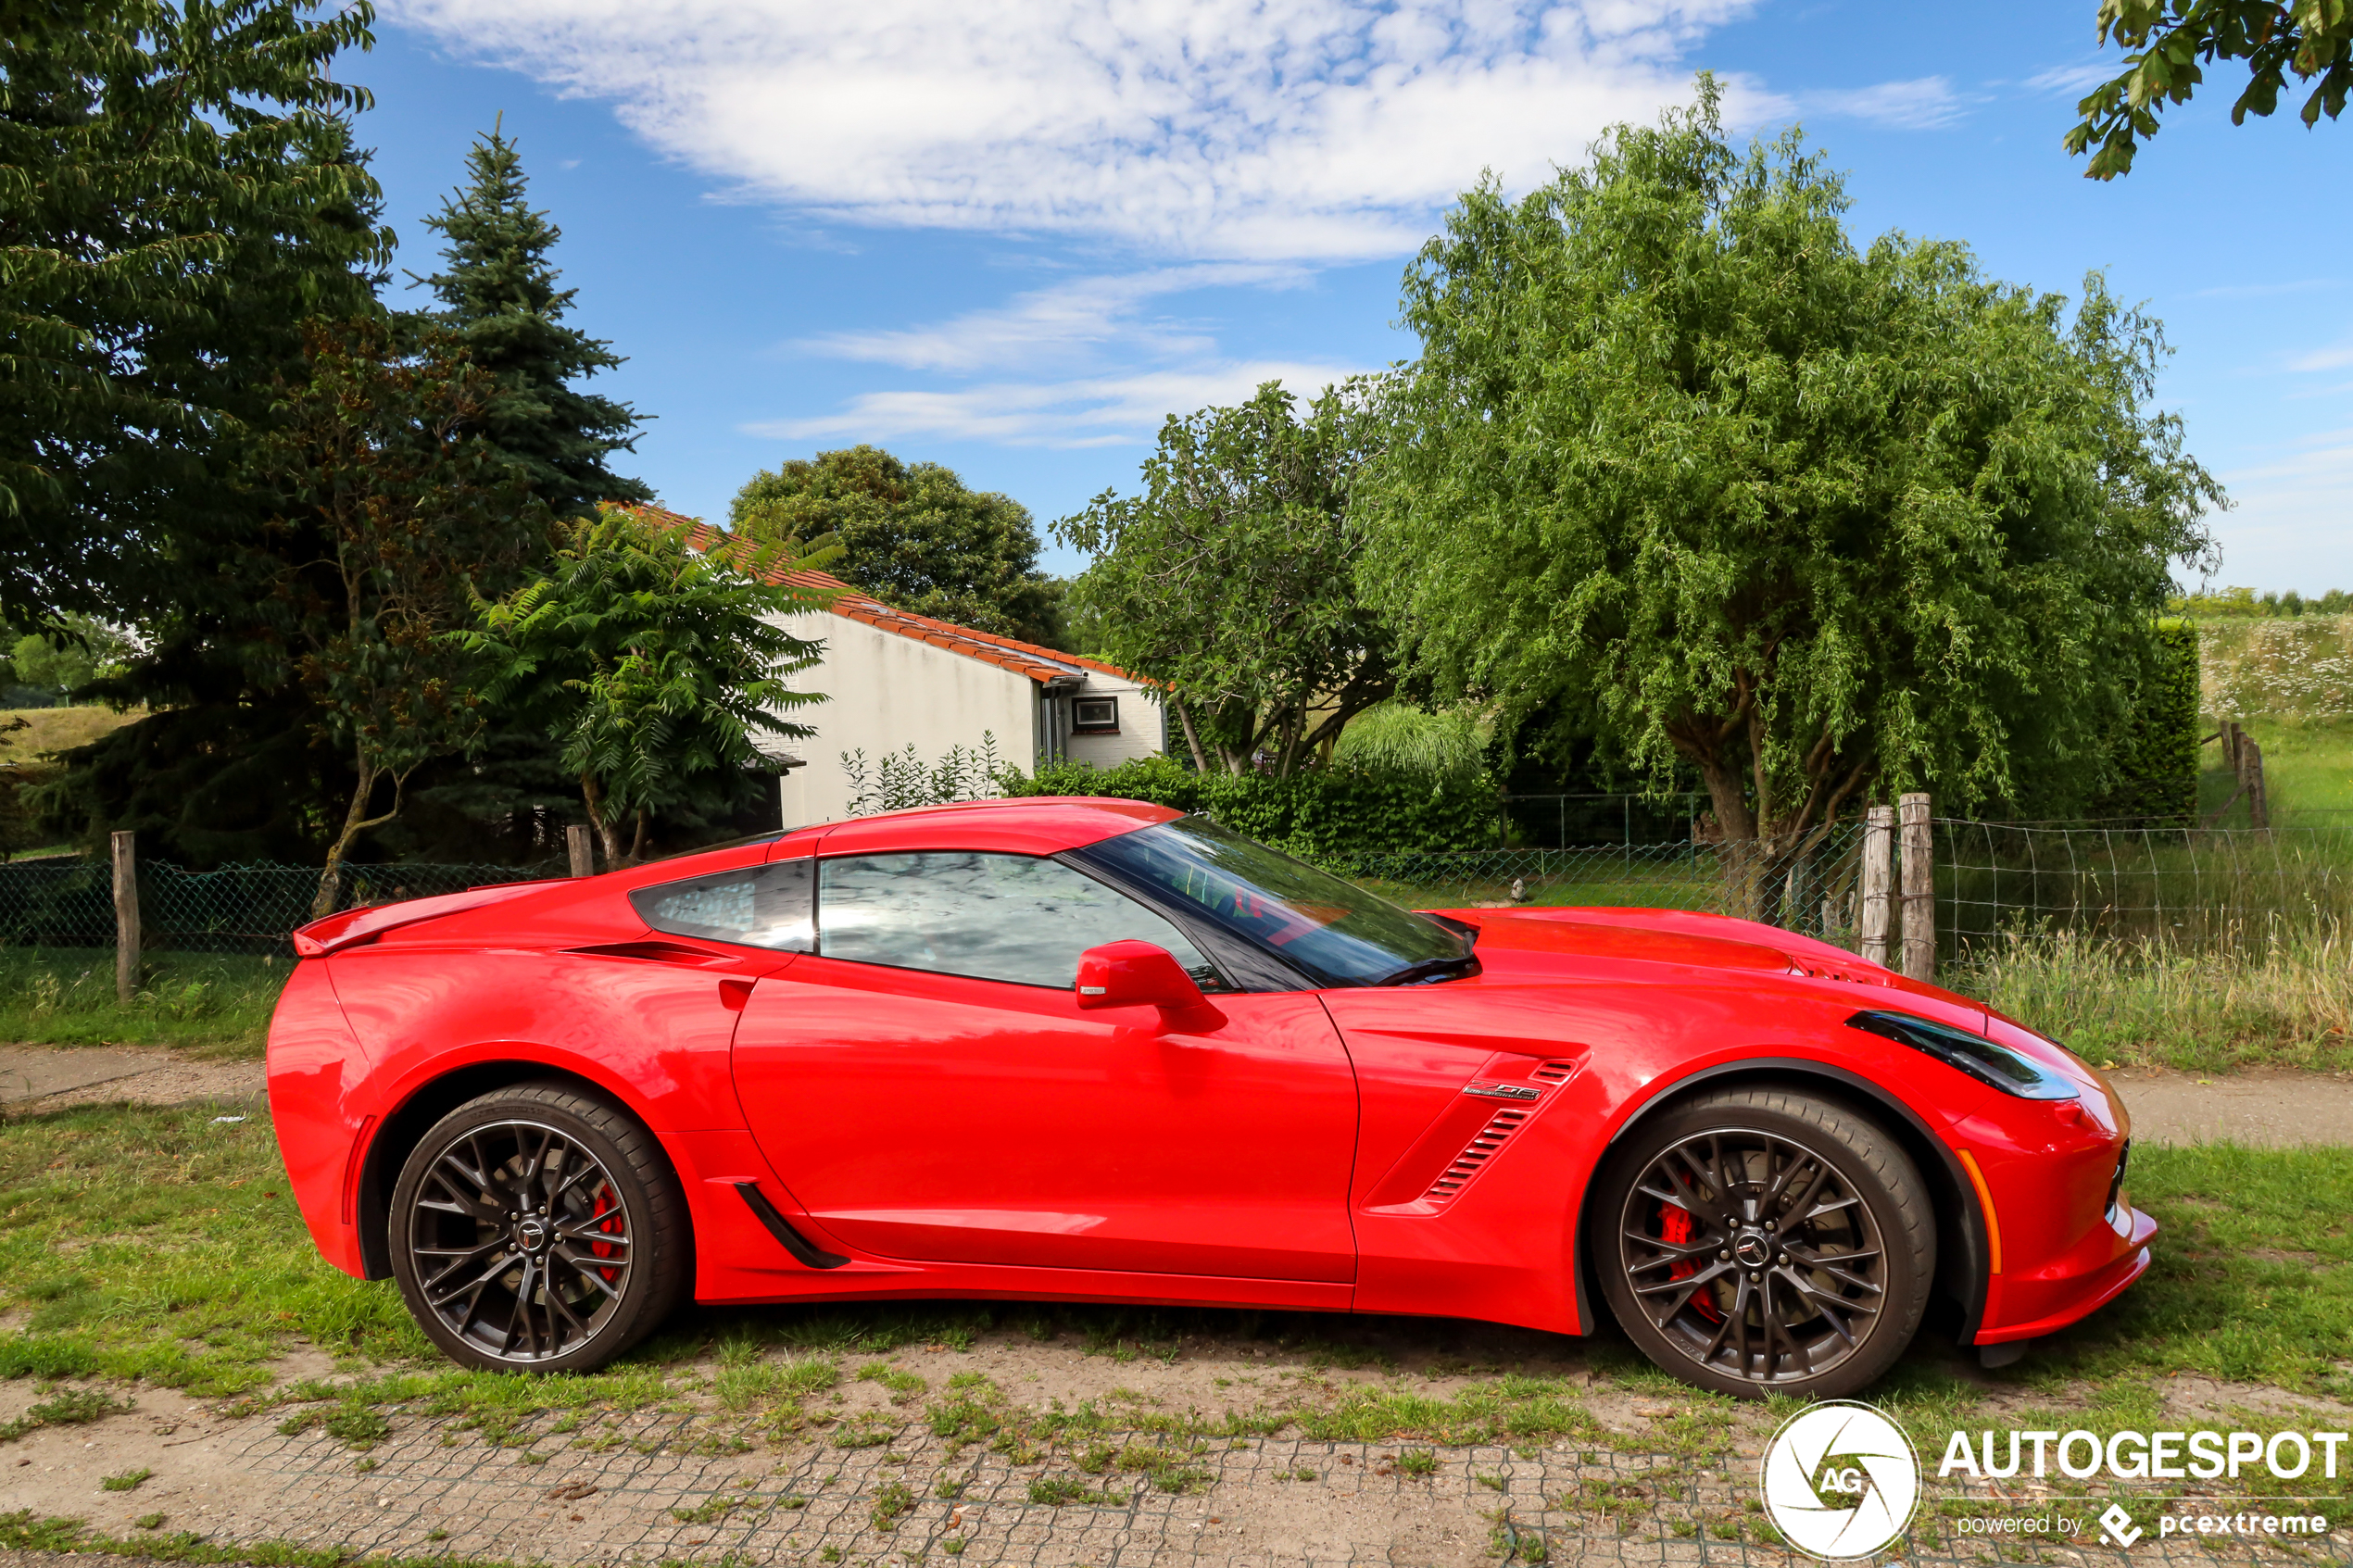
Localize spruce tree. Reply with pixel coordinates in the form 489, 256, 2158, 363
415, 126, 650, 515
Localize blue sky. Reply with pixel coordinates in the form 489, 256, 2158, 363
352, 0, 2351, 588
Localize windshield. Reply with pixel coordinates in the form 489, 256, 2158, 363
1077, 816, 1473, 988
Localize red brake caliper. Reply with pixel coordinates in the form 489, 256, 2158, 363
589, 1184, 622, 1285
1659, 1201, 1722, 1322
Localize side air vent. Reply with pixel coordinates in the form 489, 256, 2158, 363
1789, 959, 1894, 985
1531, 1060, 1578, 1083
1425, 1108, 1532, 1203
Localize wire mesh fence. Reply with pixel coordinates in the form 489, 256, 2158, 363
1935, 818, 2353, 959
11, 814, 2345, 966
0, 858, 567, 956
1497, 791, 1705, 850
1323, 822, 1866, 945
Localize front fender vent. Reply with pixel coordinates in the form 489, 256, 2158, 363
1426, 1107, 1532, 1204
1789, 959, 1894, 985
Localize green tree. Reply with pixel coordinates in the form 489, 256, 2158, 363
732, 445, 1063, 646
414, 124, 650, 516
1055, 383, 1390, 777
1, 0, 389, 628
2067, 0, 2351, 177
6, 616, 138, 702
252, 319, 544, 915
1364, 82, 2220, 913
467, 510, 836, 865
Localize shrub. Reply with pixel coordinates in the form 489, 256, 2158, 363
1003, 755, 1502, 857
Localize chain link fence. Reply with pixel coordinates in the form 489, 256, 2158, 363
0, 858, 566, 956
1935, 818, 2353, 958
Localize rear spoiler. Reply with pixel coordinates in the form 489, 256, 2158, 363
291, 879, 565, 957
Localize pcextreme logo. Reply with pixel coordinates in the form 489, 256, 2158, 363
1760, 1400, 1922, 1560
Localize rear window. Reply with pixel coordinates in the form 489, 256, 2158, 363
631, 859, 814, 951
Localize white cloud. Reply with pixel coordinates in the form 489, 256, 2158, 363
2190, 278, 2343, 300
2288, 344, 2353, 373
2212, 428, 2353, 588
799, 264, 1309, 374
743, 360, 1366, 447
1798, 76, 1969, 131
387, 0, 1805, 260
2025, 60, 2115, 96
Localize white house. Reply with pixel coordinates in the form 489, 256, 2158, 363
668, 511, 1164, 824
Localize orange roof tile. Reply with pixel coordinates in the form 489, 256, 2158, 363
612, 503, 1140, 689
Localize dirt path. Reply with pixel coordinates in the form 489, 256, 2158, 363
0, 1045, 261, 1113
7, 1336, 2351, 1568
2108, 1067, 2353, 1147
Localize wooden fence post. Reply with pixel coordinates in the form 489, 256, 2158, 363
2241, 737, 2269, 830
111, 830, 139, 1004
1859, 805, 1894, 967
567, 823, 596, 878
1899, 793, 1934, 982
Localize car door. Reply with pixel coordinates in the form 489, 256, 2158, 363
730, 847, 1360, 1283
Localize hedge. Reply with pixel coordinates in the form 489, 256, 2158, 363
2090, 618, 2201, 822
1002, 754, 1504, 857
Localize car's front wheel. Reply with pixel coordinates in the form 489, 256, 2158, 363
387, 1082, 688, 1373
1592, 1084, 1934, 1399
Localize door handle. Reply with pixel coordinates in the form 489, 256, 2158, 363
719, 978, 755, 1012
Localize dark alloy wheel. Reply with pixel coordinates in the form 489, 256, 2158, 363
388, 1083, 687, 1374
1593, 1085, 1934, 1399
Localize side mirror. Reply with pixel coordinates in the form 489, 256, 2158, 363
1075, 940, 1204, 1012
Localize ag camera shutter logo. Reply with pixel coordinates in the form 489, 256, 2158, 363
1761, 1400, 1921, 1560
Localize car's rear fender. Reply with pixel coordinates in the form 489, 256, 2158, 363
267, 957, 377, 1277
348, 1058, 627, 1280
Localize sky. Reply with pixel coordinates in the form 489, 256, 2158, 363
349, 0, 2352, 588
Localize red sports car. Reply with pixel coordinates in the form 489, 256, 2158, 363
268, 798, 2152, 1398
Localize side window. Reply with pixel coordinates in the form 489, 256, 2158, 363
631, 859, 814, 952
817, 851, 1216, 989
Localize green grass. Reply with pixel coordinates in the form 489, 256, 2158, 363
2218, 714, 2353, 826
4, 1100, 2352, 1525
0, 948, 283, 1057
1952, 924, 2353, 1073
0, 1512, 523, 1568
0, 1102, 418, 1392
0, 1386, 132, 1441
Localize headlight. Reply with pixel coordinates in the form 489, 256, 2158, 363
1845, 1010, 2081, 1101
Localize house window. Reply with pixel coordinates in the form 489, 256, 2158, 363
1071, 696, 1119, 734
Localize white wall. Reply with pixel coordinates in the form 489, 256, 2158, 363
1061, 674, 1165, 771
768, 611, 1040, 825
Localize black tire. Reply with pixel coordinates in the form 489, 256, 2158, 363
387, 1081, 688, 1374
1591, 1085, 1933, 1399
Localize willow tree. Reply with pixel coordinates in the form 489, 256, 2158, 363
1364, 80, 2221, 916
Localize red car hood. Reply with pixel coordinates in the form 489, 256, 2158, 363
1441, 905, 1992, 1032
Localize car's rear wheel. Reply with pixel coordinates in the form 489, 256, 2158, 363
387, 1082, 688, 1374
1592, 1085, 1933, 1399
